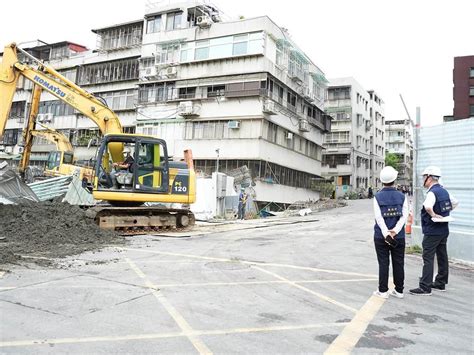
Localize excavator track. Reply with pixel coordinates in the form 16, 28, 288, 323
88, 206, 195, 235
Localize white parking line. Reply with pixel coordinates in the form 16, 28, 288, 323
324, 294, 386, 354
252, 266, 358, 314
123, 248, 377, 278
125, 257, 212, 355
0, 322, 348, 348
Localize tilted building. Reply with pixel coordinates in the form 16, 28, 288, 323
0, 0, 331, 208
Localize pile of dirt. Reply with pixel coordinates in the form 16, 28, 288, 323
0, 202, 125, 266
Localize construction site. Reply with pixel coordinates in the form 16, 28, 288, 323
1, 0, 473, 354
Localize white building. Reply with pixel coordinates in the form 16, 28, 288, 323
384, 118, 413, 187
323, 77, 385, 196
0, 0, 331, 208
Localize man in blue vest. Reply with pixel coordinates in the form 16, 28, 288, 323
410, 166, 458, 295
373, 166, 408, 299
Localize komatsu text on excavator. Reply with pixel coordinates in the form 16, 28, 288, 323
0, 43, 196, 232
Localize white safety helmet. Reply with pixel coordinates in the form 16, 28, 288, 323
422, 166, 441, 177
380, 166, 398, 184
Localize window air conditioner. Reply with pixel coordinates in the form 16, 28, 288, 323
286, 132, 294, 140
299, 119, 310, 132
262, 100, 277, 115
227, 120, 240, 129
196, 15, 212, 28
5, 146, 13, 153
37, 113, 53, 123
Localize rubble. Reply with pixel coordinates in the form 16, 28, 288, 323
0, 201, 125, 267
284, 199, 347, 217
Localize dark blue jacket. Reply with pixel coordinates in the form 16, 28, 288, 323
374, 187, 406, 240
421, 184, 452, 236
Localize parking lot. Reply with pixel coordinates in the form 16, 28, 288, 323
1, 200, 473, 354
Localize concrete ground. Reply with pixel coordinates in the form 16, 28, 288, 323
0, 199, 473, 354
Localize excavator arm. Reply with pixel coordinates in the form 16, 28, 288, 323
31, 123, 74, 152
0, 43, 123, 162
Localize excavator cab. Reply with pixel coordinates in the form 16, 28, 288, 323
91, 134, 174, 203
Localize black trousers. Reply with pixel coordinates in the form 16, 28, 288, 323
419, 234, 449, 291
374, 238, 406, 293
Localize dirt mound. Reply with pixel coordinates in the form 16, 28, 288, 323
0, 202, 125, 267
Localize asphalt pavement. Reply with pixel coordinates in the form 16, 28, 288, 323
0, 199, 472, 354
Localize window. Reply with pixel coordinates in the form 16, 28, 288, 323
328, 87, 350, 100
470, 86, 474, 96
207, 85, 225, 97
470, 67, 474, 78
147, 15, 162, 33
194, 40, 209, 60
138, 83, 176, 104
470, 105, 474, 117
181, 32, 264, 63
97, 89, 138, 110
166, 12, 182, 31
77, 58, 139, 85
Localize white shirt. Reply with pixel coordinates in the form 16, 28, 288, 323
423, 184, 459, 210
373, 195, 409, 237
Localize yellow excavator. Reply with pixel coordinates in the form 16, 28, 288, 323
29, 123, 92, 180
0, 43, 196, 231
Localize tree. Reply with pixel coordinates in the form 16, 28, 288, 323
385, 152, 400, 169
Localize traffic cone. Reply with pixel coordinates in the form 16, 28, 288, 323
405, 212, 413, 234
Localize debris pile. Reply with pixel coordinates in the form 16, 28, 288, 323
0, 202, 125, 266
284, 199, 347, 216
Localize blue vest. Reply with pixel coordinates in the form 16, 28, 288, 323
374, 188, 406, 239
421, 184, 452, 236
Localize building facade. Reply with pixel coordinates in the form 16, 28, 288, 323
384, 118, 413, 187
0, 0, 331, 207
452, 55, 474, 120
322, 77, 385, 196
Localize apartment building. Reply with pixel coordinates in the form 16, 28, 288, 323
384, 118, 413, 187
322, 77, 385, 196
0, 0, 331, 207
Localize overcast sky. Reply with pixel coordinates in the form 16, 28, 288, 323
1, 0, 472, 126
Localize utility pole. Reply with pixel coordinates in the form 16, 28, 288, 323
413, 107, 421, 229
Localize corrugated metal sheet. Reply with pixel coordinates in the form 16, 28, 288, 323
28, 175, 72, 201
0, 162, 38, 203
414, 118, 474, 233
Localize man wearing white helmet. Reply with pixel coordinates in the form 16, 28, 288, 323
372, 166, 408, 299
409, 166, 458, 295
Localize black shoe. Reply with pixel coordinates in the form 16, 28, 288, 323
431, 283, 446, 292
409, 287, 432, 296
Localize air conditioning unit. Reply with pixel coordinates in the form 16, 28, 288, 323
178, 101, 200, 117
286, 132, 294, 140
299, 119, 310, 132
196, 15, 212, 28
165, 66, 177, 78
303, 88, 313, 101
262, 100, 277, 115
37, 113, 53, 123
228, 120, 240, 129
5, 146, 13, 153
141, 66, 158, 79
